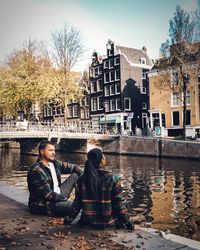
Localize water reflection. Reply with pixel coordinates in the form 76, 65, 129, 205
0, 147, 199, 241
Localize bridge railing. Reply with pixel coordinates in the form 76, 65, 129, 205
0, 121, 107, 135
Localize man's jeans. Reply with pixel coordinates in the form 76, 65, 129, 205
52, 173, 78, 216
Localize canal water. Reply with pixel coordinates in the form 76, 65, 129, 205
0, 146, 199, 241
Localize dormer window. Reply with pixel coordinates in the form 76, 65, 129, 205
140, 58, 146, 65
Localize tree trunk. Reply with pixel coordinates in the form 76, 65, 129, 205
182, 74, 187, 140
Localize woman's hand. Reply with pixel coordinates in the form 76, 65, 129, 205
50, 217, 65, 225
134, 224, 142, 230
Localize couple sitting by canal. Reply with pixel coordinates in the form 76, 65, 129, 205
27, 140, 139, 230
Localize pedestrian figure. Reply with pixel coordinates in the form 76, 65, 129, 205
54, 148, 139, 230
27, 140, 83, 216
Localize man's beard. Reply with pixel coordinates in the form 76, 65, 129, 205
43, 154, 55, 162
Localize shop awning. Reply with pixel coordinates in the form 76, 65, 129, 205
98, 116, 121, 124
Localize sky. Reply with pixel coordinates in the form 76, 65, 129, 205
0, 0, 199, 71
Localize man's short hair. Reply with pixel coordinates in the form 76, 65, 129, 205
38, 140, 54, 155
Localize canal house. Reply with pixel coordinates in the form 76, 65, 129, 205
89, 39, 153, 134
148, 42, 200, 138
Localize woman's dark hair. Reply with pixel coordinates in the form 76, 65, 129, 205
38, 140, 54, 156
84, 148, 104, 200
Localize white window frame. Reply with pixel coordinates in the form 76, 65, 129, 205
171, 93, 180, 107
172, 111, 180, 126
124, 98, 131, 111
67, 106, 72, 118
73, 105, 78, 117
110, 84, 115, 96
110, 99, 115, 111
109, 71, 115, 82
109, 59, 114, 69
97, 79, 103, 92
91, 81, 96, 93
85, 109, 89, 118
105, 85, 109, 96
104, 60, 108, 69
91, 97, 97, 111
183, 109, 191, 126
186, 91, 191, 105
114, 57, 119, 65
80, 109, 85, 119
141, 86, 147, 94
98, 96, 103, 110
115, 82, 120, 94
104, 72, 109, 83
115, 69, 120, 81
140, 58, 146, 65
116, 98, 121, 110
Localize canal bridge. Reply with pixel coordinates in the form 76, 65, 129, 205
1, 122, 200, 159
0, 122, 119, 154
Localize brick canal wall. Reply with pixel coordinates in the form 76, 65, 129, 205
2, 137, 200, 160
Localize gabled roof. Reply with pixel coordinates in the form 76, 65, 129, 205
116, 45, 153, 67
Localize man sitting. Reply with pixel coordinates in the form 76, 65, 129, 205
27, 140, 83, 216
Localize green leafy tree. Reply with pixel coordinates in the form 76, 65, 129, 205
0, 39, 61, 119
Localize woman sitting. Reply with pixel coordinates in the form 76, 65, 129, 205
56, 148, 138, 230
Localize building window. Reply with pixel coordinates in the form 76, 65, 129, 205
115, 82, 120, 94
162, 113, 166, 127
109, 71, 115, 82
171, 93, 180, 107
91, 97, 97, 111
115, 69, 120, 80
142, 72, 146, 79
97, 79, 103, 92
142, 102, 147, 109
186, 110, 191, 125
109, 59, 114, 69
105, 100, 109, 112
105, 85, 109, 96
141, 86, 147, 94
56, 106, 61, 115
68, 106, 72, 118
116, 98, 121, 110
140, 58, 146, 65
73, 106, 78, 117
85, 109, 89, 118
124, 98, 131, 111
186, 91, 191, 105
104, 60, 108, 68
94, 67, 99, 77
171, 72, 178, 86
104, 72, 109, 83
90, 68, 94, 78
110, 84, 115, 95
114, 57, 120, 65
80, 109, 85, 119
98, 96, 103, 110
172, 111, 180, 126
91, 81, 97, 93
85, 97, 89, 106
152, 113, 160, 128
110, 99, 115, 111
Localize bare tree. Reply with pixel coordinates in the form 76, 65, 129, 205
193, 1, 200, 41
157, 6, 198, 140
50, 23, 85, 124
